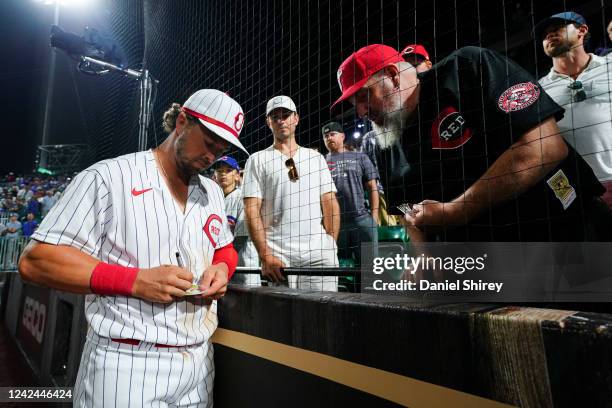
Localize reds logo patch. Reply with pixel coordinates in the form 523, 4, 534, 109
497, 82, 540, 113
431, 107, 473, 149
203, 214, 223, 247
233, 112, 244, 132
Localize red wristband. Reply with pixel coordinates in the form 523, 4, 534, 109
212, 243, 238, 280
90, 262, 139, 296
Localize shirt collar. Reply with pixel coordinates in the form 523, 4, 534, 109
546, 53, 603, 81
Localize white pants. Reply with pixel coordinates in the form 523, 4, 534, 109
73, 332, 214, 407
234, 236, 339, 291
233, 239, 262, 286
272, 247, 339, 292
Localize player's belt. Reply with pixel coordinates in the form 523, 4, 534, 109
111, 338, 184, 348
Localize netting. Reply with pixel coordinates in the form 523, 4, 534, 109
53, 0, 612, 287
82, 0, 607, 160
88, 0, 144, 160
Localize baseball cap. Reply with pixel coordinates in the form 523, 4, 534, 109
182, 89, 249, 155
331, 44, 405, 110
266, 95, 297, 116
214, 155, 240, 171
534, 12, 587, 39
401, 44, 430, 61
321, 121, 344, 136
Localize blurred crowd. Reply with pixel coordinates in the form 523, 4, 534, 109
0, 172, 71, 238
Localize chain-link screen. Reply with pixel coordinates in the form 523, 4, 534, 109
73, 0, 612, 290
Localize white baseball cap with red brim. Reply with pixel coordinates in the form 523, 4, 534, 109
182, 89, 249, 155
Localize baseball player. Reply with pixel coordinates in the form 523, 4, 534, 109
332, 44, 612, 241
18, 89, 247, 407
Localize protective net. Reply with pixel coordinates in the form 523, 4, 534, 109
49, 0, 612, 289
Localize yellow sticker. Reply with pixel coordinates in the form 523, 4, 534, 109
546, 169, 576, 210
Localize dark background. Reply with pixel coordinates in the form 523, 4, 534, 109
0, 0, 609, 175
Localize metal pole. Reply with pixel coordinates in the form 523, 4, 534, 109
40, 1, 61, 162
138, 69, 154, 151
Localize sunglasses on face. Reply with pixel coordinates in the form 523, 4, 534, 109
285, 158, 299, 181
567, 80, 586, 103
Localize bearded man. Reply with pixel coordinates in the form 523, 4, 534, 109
332, 44, 612, 242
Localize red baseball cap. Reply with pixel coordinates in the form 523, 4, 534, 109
401, 44, 430, 61
331, 44, 405, 110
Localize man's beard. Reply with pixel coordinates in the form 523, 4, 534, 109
175, 131, 204, 176
371, 108, 409, 150
545, 40, 572, 58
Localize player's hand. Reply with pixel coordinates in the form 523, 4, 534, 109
132, 265, 194, 304
198, 263, 229, 301
261, 253, 286, 282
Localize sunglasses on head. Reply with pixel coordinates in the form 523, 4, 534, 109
567, 80, 587, 102
285, 158, 299, 181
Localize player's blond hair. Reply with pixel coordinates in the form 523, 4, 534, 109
162, 103, 198, 133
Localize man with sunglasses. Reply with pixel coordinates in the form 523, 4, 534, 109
19, 89, 244, 406
243, 95, 340, 290
333, 44, 612, 242
537, 12, 612, 208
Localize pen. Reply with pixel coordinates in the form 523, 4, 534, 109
176, 252, 184, 268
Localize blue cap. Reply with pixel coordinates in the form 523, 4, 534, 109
534, 12, 587, 39
214, 155, 240, 171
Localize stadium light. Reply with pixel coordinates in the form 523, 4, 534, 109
35, 0, 97, 164
35, 0, 95, 7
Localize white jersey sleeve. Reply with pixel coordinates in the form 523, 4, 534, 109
242, 154, 263, 199
32, 166, 112, 257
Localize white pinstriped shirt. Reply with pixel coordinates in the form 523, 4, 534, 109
32, 150, 232, 345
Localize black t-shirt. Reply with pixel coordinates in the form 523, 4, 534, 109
376, 46, 604, 241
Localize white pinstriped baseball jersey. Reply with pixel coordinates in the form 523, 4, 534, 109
32, 149, 232, 346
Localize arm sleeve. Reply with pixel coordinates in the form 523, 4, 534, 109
212, 243, 238, 280
32, 167, 112, 257
318, 154, 337, 195
463, 47, 565, 141
242, 156, 263, 199
360, 153, 379, 182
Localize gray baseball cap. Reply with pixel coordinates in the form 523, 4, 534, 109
266, 95, 297, 116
